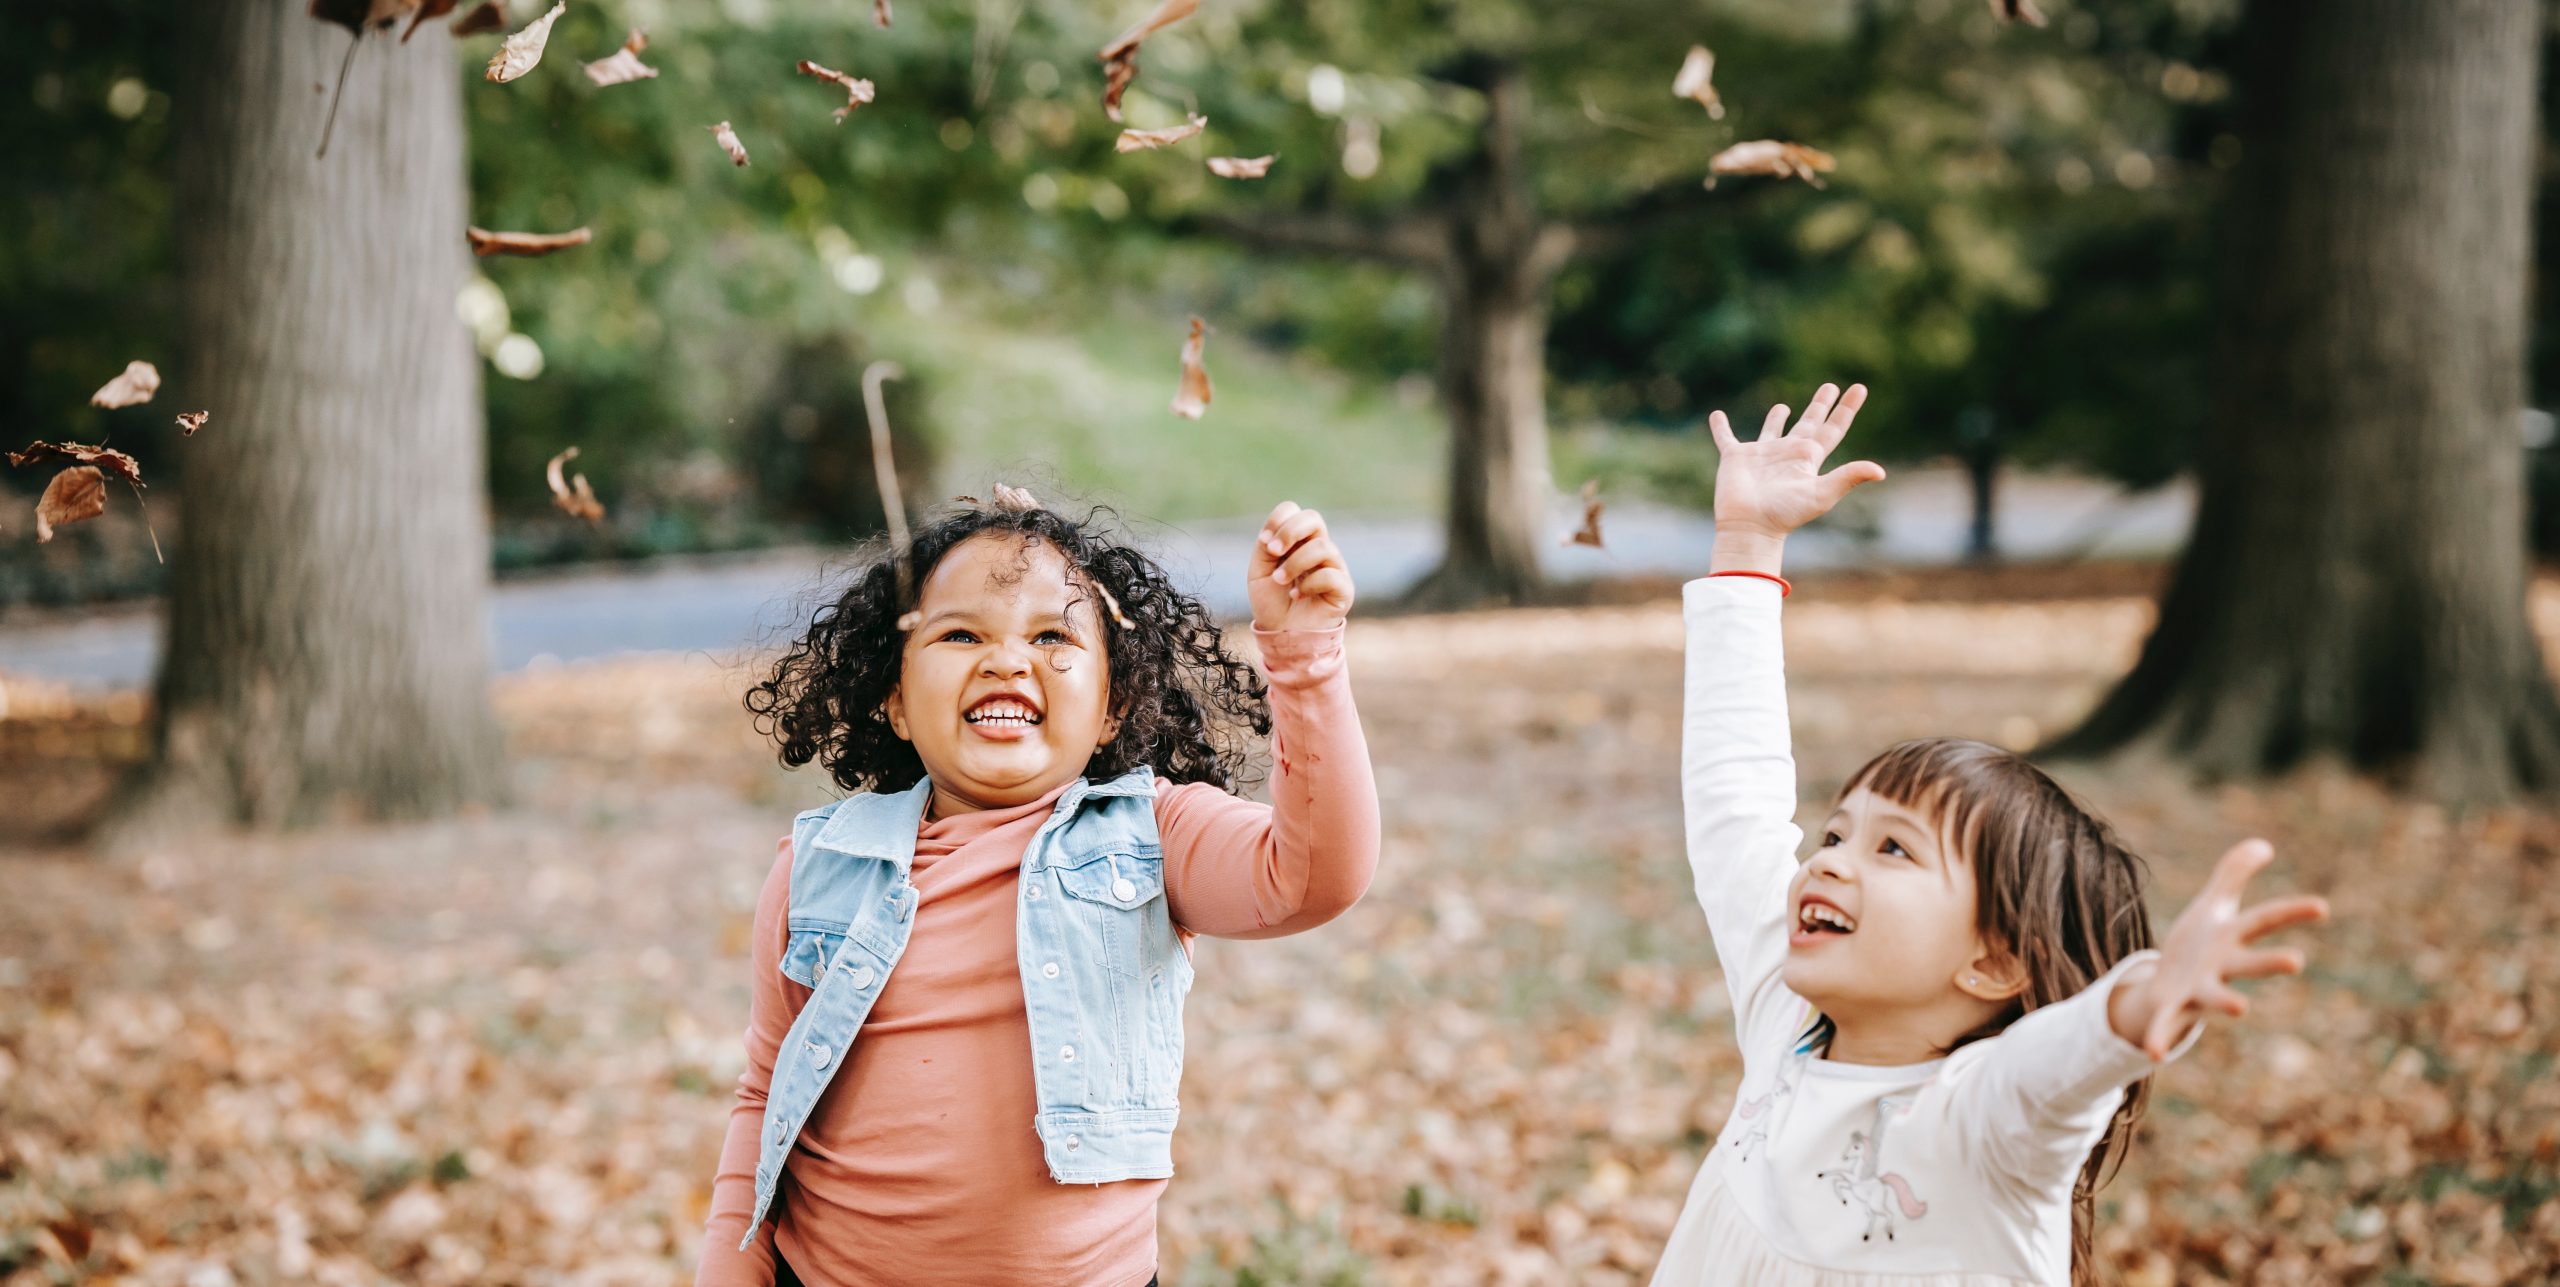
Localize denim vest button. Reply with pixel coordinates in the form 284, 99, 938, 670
1065, 1134, 1081, 1152
1059, 1044, 1076, 1061
808, 1041, 832, 1068
1112, 877, 1138, 902
1026, 884, 1043, 900
1042, 962, 1061, 979
844, 964, 875, 989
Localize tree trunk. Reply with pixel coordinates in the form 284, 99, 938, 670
127, 2, 504, 830
1407, 58, 1563, 609
1959, 408, 1999, 564
2052, 0, 2560, 801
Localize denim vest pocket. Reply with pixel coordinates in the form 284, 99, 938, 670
779, 921, 850, 989
1052, 848, 1167, 980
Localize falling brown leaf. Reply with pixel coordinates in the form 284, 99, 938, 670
89, 360, 161, 410
485, 0, 565, 83
1989, 0, 2049, 26
584, 28, 656, 86
1170, 316, 1212, 421
873, 0, 892, 28
9, 441, 144, 488
1207, 154, 1276, 179
176, 411, 209, 436
33, 467, 106, 544
467, 225, 594, 257
992, 483, 1040, 512
1089, 579, 1133, 631
1673, 46, 1724, 119
1709, 139, 1837, 187
398, 0, 457, 41
1116, 113, 1207, 153
795, 60, 877, 121
546, 446, 605, 523
709, 120, 749, 167
1562, 480, 1605, 549
1096, 0, 1198, 122
860, 361, 916, 612
452, 1, 506, 36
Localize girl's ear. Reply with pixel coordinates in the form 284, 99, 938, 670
882, 683, 911, 742
1955, 944, 2030, 1003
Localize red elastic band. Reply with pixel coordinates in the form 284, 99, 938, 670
1709, 569, 1792, 598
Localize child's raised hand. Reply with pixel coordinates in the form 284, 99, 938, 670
1708, 382, 1888, 546
2110, 839, 2330, 1060
1248, 501, 1354, 632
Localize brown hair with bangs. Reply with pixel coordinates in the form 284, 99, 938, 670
1831, 737, 2156, 1287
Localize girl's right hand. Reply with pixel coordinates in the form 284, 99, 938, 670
1708, 383, 1888, 555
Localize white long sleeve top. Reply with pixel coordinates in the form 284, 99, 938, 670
1651, 578, 2186, 1287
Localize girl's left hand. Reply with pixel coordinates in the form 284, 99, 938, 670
2109, 839, 2330, 1059
1249, 501, 1354, 632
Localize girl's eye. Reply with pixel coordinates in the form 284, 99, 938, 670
939, 630, 978, 644
1036, 629, 1073, 645
1820, 831, 1843, 848
1882, 838, 1911, 860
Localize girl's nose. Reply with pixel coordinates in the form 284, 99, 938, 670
980, 642, 1034, 678
1803, 844, 1855, 884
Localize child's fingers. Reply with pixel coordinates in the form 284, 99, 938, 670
1795, 383, 1841, 434
1262, 508, 1330, 566
2201, 982, 2251, 1019
1818, 383, 1869, 446
1709, 409, 1739, 450
2203, 838, 2277, 904
2224, 946, 2307, 980
1293, 566, 1354, 610
2235, 894, 2329, 943
1759, 404, 1790, 442
1817, 461, 1887, 507
2142, 1003, 2189, 1060
1270, 536, 1342, 587
1256, 501, 1305, 560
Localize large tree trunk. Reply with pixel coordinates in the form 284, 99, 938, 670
2053, 0, 2560, 800
1407, 58, 1566, 609
126, 2, 504, 829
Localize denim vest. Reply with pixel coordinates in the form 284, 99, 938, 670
740, 766, 1192, 1247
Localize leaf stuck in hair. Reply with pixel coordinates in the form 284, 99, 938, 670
1089, 579, 1133, 631
795, 60, 877, 121
1170, 316, 1212, 421
992, 484, 1040, 512
1207, 154, 1275, 179
176, 411, 210, 436
34, 467, 107, 543
467, 225, 593, 257
709, 120, 749, 166
89, 360, 161, 409
1709, 139, 1837, 187
1673, 46, 1724, 119
584, 28, 656, 86
1562, 481, 1605, 549
1096, 0, 1197, 122
1989, 0, 2048, 26
1116, 113, 1206, 153
546, 447, 605, 523
485, 0, 565, 83
451, 1, 506, 36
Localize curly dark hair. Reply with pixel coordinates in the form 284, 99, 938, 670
747, 501, 1271, 795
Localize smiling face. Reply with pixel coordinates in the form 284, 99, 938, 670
881, 533, 1119, 816
1783, 786, 2024, 1060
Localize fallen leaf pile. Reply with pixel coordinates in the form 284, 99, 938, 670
2, 577, 2554, 1283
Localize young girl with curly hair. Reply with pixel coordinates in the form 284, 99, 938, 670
695, 496, 1379, 1287
1655, 383, 2328, 1287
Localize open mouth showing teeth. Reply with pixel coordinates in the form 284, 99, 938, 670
1797, 902, 1857, 935
964, 697, 1043, 727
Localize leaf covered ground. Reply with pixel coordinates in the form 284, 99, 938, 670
3, 574, 2555, 1285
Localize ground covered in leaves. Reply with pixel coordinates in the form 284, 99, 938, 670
4, 575, 2557, 1285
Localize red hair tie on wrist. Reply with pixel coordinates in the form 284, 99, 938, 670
1708, 569, 1792, 598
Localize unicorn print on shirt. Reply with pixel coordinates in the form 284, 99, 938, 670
1814, 1095, 1928, 1243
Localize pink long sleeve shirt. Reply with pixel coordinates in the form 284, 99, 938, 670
697, 626, 1378, 1287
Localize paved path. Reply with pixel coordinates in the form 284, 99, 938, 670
0, 469, 2193, 689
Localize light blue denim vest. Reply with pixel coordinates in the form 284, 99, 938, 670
740, 766, 1192, 1247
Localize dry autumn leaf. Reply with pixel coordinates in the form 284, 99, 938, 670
584, 28, 656, 87
1116, 113, 1207, 153
10, 441, 145, 488
399, 0, 458, 41
709, 120, 749, 167
89, 360, 160, 410
1562, 480, 1606, 549
1709, 139, 1837, 187
992, 483, 1040, 512
1170, 316, 1212, 421
485, 0, 565, 83
874, 0, 892, 28
795, 60, 877, 121
546, 446, 605, 523
34, 467, 106, 544
1089, 579, 1133, 631
467, 225, 594, 257
860, 361, 916, 615
176, 411, 209, 436
1096, 0, 1198, 122
452, 1, 506, 36
1673, 46, 1724, 119
1206, 154, 1275, 179
1990, 0, 2049, 26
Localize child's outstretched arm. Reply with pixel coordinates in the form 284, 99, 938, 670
1160, 502, 1381, 939
1953, 840, 2327, 1187
1685, 384, 1885, 1045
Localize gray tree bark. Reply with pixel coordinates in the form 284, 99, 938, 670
2053, 0, 2560, 800
128, 1, 504, 829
